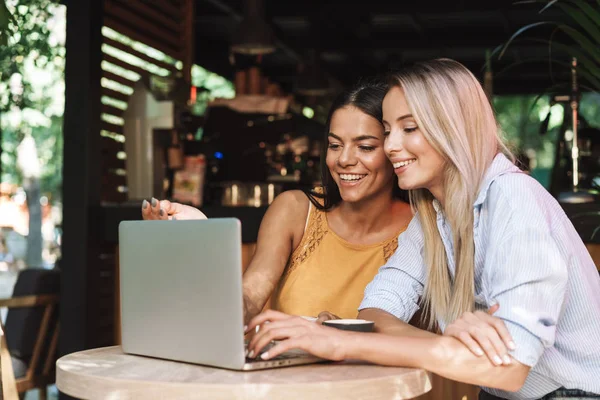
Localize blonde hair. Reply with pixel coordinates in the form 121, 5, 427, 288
388, 59, 513, 328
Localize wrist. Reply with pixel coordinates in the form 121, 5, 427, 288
425, 335, 452, 370
339, 331, 368, 361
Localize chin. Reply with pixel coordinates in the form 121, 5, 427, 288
339, 190, 365, 203
396, 178, 417, 192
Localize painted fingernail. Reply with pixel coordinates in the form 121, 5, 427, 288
142, 200, 149, 209
475, 348, 484, 356
493, 355, 502, 365
260, 352, 269, 360
508, 341, 516, 350
243, 325, 248, 332
247, 350, 254, 358
503, 355, 512, 365
159, 208, 165, 216
151, 197, 158, 207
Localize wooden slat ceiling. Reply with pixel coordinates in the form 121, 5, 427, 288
100, 0, 194, 204
193, 0, 574, 96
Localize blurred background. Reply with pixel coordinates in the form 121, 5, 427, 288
1, 0, 600, 398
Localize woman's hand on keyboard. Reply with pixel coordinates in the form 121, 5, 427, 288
246, 310, 350, 361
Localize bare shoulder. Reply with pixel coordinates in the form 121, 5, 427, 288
268, 190, 310, 217
261, 190, 310, 235
254, 190, 311, 250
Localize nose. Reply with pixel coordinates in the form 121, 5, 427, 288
337, 146, 357, 168
384, 128, 403, 158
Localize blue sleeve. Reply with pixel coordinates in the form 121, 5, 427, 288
484, 224, 567, 367
359, 215, 426, 322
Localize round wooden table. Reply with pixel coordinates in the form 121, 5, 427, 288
56, 346, 431, 400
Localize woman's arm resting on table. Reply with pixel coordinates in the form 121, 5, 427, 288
346, 332, 530, 392
247, 311, 529, 393
242, 191, 309, 324
358, 308, 436, 338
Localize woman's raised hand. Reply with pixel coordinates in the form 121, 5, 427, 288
141, 198, 207, 221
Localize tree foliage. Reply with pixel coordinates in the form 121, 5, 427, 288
1, 0, 63, 201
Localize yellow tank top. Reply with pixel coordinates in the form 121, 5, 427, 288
270, 202, 406, 319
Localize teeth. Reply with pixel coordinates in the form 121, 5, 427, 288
339, 174, 366, 181
393, 159, 416, 168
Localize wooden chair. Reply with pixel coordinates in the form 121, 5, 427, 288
0, 269, 60, 400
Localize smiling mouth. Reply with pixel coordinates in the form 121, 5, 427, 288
392, 159, 416, 168
339, 174, 367, 182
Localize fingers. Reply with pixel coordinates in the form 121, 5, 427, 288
248, 326, 304, 358
316, 311, 340, 324
163, 200, 181, 215
465, 312, 511, 365
246, 310, 293, 334
487, 303, 500, 315
159, 199, 173, 215
479, 310, 516, 352
467, 325, 506, 365
259, 337, 308, 360
247, 314, 313, 356
159, 199, 186, 219
142, 197, 168, 220
141, 200, 152, 219
248, 316, 303, 349
456, 330, 485, 357
486, 304, 515, 351
152, 198, 168, 220
141, 198, 163, 220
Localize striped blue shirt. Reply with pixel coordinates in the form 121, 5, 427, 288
359, 153, 600, 399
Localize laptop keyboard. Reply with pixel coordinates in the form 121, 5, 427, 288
246, 352, 302, 362
244, 341, 310, 363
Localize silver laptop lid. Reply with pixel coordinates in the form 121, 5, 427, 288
119, 218, 246, 370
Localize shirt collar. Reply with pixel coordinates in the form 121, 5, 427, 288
473, 153, 521, 207
431, 153, 521, 212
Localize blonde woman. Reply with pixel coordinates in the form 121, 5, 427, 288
247, 59, 600, 400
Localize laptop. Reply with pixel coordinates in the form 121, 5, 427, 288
119, 218, 324, 370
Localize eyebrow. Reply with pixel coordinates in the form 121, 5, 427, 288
382, 114, 413, 125
328, 132, 380, 142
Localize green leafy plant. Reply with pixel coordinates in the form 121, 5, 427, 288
497, 0, 600, 92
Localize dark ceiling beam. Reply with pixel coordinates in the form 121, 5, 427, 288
194, 16, 561, 54
194, 44, 569, 73
269, 35, 554, 54
250, 0, 544, 16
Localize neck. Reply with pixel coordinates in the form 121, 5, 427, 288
335, 190, 397, 234
429, 186, 445, 209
